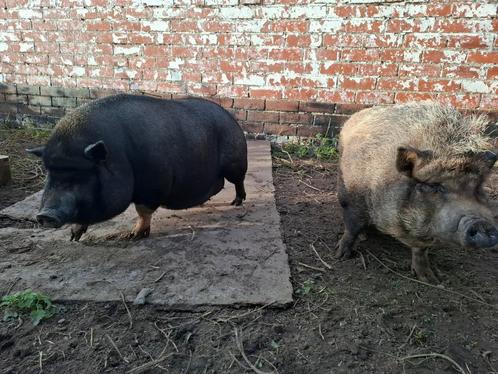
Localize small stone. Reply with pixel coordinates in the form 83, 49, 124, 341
133, 288, 153, 305
57, 318, 66, 324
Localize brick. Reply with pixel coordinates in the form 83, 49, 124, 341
227, 108, 246, 121
480, 96, 498, 112
487, 66, 498, 80
233, 98, 265, 110
264, 123, 296, 136
0, 102, 17, 114
0, 84, 16, 94
339, 77, 376, 90
17, 104, 41, 115
443, 66, 480, 79
280, 112, 312, 124
16, 84, 40, 95
313, 114, 349, 127
265, 100, 299, 112
28, 95, 51, 106
241, 122, 263, 134
299, 101, 336, 114
52, 97, 77, 108
355, 91, 395, 105
5, 94, 27, 104
447, 35, 491, 49
399, 64, 440, 78
40, 106, 66, 117
395, 92, 435, 103
320, 63, 356, 75
296, 125, 326, 138
40, 86, 66, 96
438, 94, 480, 110
76, 98, 92, 106
64, 87, 91, 98
467, 52, 498, 64
356, 64, 398, 77
335, 104, 369, 115
207, 97, 234, 109
247, 110, 279, 123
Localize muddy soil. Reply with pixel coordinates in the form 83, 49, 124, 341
1, 129, 498, 374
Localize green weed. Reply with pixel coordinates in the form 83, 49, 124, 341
1, 290, 56, 325
273, 134, 339, 161
296, 279, 315, 296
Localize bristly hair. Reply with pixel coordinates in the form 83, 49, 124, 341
410, 102, 493, 156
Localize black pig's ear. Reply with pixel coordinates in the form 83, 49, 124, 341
396, 146, 432, 177
26, 146, 45, 158
84, 140, 107, 162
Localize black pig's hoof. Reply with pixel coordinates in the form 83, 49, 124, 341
231, 197, 245, 206
123, 227, 151, 240
70, 224, 88, 242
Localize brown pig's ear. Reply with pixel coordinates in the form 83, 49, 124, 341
84, 140, 107, 162
396, 146, 432, 177
477, 150, 497, 169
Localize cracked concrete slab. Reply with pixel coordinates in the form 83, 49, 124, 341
0, 141, 293, 308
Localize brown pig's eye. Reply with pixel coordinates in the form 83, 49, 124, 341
416, 183, 446, 194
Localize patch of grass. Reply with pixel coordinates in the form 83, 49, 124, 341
1, 290, 56, 325
413, 328, 432, 346
270, 339, 280, 351
273, 134, 339, 161
0, 125, 52, 142
296, 279, 315, 296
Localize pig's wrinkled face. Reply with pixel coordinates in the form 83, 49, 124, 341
28, 139, 119, 228
397, 147, 498, 249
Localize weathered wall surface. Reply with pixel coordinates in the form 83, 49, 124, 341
0, 0, 497, 135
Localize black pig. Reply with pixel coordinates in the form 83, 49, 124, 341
28, 94, 247, 241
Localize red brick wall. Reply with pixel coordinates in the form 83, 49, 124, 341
0, 0, 497, 135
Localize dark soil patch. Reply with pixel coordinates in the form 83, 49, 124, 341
1, 129, 498, 373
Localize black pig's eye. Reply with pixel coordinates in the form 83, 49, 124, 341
416, 183, 446, 194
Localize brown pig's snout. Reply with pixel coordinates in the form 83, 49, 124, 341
461, 217, 498, 249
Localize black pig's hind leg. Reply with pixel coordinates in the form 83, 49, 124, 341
230, 179, 246, 206
224, 167, 246, 206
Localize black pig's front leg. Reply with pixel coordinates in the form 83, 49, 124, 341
70, 224, 88, 241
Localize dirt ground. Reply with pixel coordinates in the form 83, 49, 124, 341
1, 128, 498, 374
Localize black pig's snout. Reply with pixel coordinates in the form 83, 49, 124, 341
36, 210, 64, 228
464, 220, 498, 248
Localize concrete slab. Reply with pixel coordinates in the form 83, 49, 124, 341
0, 141, 293, 308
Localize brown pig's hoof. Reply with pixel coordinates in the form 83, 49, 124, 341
411, 265, 440, 284
334, 243, 353, 259
70, 224, 88, 242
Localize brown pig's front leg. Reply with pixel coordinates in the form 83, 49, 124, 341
411, 247, 439, 284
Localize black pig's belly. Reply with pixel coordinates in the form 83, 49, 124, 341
161, 177, 225, 210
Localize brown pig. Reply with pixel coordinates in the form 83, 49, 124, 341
336, 102, 498, 283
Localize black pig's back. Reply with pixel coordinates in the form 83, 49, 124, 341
76, 94, 247, 210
